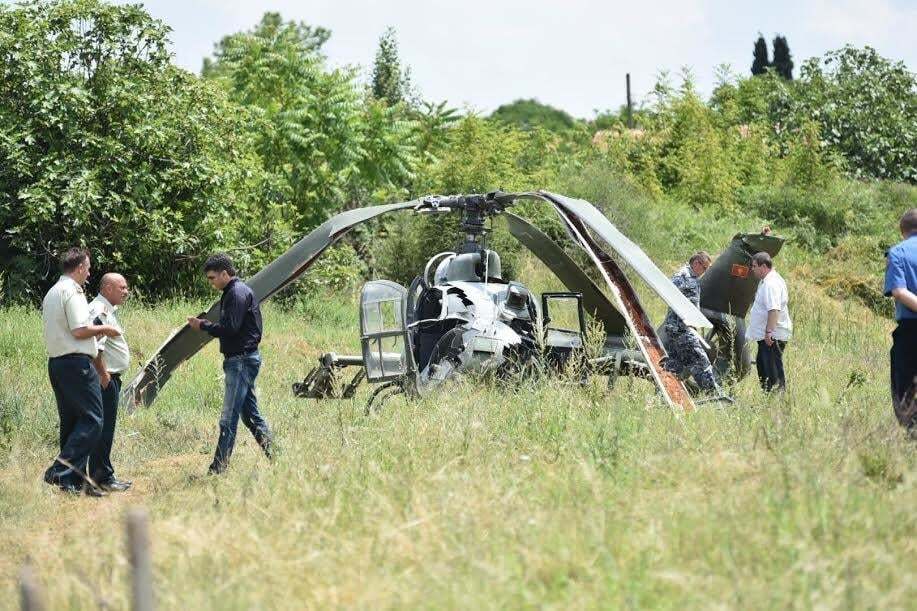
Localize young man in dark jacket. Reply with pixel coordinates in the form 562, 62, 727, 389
187, 254, 273, 474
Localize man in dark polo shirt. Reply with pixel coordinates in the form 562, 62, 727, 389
187, 253, 273, 474
884, 208, 917, 432
41, 247, 121, 496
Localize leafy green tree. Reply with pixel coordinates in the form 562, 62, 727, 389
0, 0, 276, 301
203, 14, 418, 229
203, 12, 330, 79
491, 99, 576, 133
371, 27, 413, 106
796, 46, 916, 182
772, 35, 794, 80
751, 35, 769, 76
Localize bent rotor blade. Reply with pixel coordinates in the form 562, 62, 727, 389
504, 212, 627, 334
516, 192, 697, 411
122, 200, 420, 409
537, 192, 712, 330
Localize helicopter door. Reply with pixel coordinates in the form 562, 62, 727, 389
541, 292, 586, 350
360, 280, 413, 382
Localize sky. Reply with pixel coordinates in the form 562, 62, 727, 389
45, 0, 917, 117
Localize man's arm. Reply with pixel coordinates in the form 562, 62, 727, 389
764, 309, 780, 346
193, 288, 246, 338
71, 324, 120, 340
891, 287, 917, 313
66, 292, 120, 339
92, 353, 111, 388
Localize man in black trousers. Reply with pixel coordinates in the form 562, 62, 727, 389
88, 273, 133, 491
41, 248, 121, 496
187, 253, 273, 474
748, 252, 793, 392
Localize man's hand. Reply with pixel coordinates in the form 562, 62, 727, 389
97, 324, 121, 338
187, 317, 205, 330
764, 330, 774, 346
99, 370, 111, 389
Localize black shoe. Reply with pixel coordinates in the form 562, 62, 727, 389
207, 463, 226, 476
99, 478, 132, 492
62, 483, 107, 497
83, 484, 108, 497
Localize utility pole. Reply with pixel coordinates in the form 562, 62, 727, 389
625, 73, 634, 129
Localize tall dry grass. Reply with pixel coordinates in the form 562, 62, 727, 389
0, 251, 914, 608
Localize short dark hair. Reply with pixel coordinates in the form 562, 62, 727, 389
689, 251, 711, 266
751, 252, 773, 269
60, 247, 89, 273
203, 253, 236, 277
900, 208, 917, 236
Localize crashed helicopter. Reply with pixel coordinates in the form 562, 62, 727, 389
123, 191, 783, 413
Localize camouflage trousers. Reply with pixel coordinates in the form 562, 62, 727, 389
662, 330, 719, 392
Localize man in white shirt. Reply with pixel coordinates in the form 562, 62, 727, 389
87, 273, 132, 492
747, 252, 793, 392
42, 248, 121, 496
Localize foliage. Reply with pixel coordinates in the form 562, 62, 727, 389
202, 13, 419, 230
491, 98, 576, 133
795, 46, 916, 183
772, 35, 794, 80
0, 0, 279, 301
751, 35, 769, 76
370, 26, 414, 106
202, 11, 330, 77
277, 242, 364, 307
412, 100, 461, 163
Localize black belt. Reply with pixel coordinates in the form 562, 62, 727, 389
224, 348, 258, 358
110, 372, 122, 380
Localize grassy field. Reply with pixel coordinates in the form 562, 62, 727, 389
1, 241, 915, 609
1, 177, 915, 609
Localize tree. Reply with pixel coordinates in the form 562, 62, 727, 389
795, 46, 916, 182
772, 35, 794, 80
0, 0, 275, 301
751, 35, 770, 76
203, 12, 329, 79
490, 99, 576, 132
203, 14, 418, 229
371, 27, 412, 106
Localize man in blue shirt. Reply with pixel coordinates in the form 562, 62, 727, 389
188, 253, 273, 474
884, 208, 917, 431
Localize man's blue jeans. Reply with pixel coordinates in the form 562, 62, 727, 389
210, 351, 272, 473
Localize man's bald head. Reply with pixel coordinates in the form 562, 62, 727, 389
100, 273, 129, 306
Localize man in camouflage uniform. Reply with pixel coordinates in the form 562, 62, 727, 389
662, 251, 723, 394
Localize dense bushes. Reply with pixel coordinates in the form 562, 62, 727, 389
0, 0, 283, 301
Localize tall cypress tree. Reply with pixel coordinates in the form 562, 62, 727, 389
371, 27, 404, 105
751, 35, 769, 76
772, 35, 794, 80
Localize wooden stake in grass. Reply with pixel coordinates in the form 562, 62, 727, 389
19, 562, 44, 611
126, 507, 154, 611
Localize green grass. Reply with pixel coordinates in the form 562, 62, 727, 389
1, 253, 915, 608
